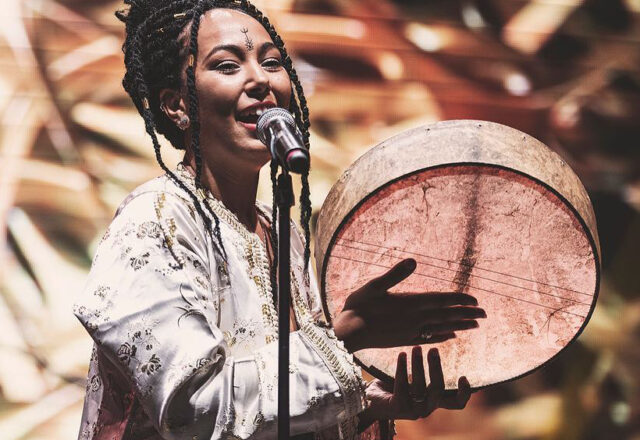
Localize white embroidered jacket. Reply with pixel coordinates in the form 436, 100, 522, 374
73, 166, 367, 440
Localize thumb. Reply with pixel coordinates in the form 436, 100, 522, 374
367, 258, 416, 293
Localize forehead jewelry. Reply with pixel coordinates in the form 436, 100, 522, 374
241, 27, 254, 51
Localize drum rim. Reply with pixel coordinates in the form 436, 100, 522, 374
315, 120, 601, 269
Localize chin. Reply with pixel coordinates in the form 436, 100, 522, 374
245, 141, 272, 167
245, 137, 269, 153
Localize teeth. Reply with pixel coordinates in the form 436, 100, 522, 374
240, 106, 270, 118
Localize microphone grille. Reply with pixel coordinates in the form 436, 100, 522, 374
256, 107, 296, 144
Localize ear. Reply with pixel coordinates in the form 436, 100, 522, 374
159, 88, 187, 126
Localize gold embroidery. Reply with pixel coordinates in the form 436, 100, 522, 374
167, 217, 177, 243
174, 164, 279, 343
154, 192, 184, 268
223, 331, 234, 347
291, 270, 366, 439
223, 320, 258, 348
137, 221, 162, 239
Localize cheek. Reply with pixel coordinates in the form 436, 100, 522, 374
196, 78, 239, 117
273, 73, 293, 108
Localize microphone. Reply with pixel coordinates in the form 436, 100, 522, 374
256, 108, 310, 174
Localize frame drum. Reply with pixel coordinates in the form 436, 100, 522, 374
315, 120, 600, 390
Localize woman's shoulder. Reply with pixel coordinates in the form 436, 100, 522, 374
89, 173, 213, 274
97, 173, 209, 256
114, 173, 197, 220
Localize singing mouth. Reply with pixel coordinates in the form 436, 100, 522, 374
237, 101, 276, 126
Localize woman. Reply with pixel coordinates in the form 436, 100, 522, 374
73, 1, 486, 439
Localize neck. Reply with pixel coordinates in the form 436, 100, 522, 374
183, 151, 261, 232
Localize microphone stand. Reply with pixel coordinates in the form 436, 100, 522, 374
259, 114, 309, 440
276, 167, 294, 440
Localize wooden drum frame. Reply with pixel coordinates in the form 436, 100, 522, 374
315, 120, 600, 390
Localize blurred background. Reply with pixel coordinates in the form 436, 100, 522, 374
1, 0, 639, 438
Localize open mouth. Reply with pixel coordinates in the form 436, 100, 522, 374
236, 102, 276, 132
237, 113, 259, 126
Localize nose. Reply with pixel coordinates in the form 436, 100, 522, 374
245, 62, 270, 99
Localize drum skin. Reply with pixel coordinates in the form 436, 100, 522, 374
315, 120, 600, 390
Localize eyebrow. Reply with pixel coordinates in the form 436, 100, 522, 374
203, 41, 279, 62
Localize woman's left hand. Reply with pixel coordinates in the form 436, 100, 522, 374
362, 346, 472, 422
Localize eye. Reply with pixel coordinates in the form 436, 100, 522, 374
262, 58, 282, 70
214, 61, 240, 73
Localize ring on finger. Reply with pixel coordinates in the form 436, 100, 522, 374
419, 329, 433, 342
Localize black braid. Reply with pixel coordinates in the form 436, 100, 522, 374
182, 0, 229, 260
299, 173, 312, 266
238, 0, 314, 276
269, 158, 279, 306
129, 25, 225, 262
117, 0, 314, 289
185, 1, 204, 189
289, 94, 313, 268
118, 0, 228, 260
120, 2, 192, 149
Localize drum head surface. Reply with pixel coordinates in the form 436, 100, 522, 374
318, 121, 599, 390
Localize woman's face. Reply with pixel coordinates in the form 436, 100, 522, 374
192, 8, 292, 172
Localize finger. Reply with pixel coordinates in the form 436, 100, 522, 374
421, 306, 487, 324
456, 376, 472, 407
393, 352, 411, 412
395, 293, 479, 308
411, 346, 427, 397
414, 332, 457, 345
422, 320, 480, 334
427, 348, 445, 390
440, 376, 472, 410
425, 348, 445, 410
367, 259, 416, 293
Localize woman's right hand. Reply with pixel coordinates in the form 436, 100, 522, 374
361, 346, 472, 424
333, 258, 486, 352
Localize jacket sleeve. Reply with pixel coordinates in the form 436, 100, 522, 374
73, 190, 366, 440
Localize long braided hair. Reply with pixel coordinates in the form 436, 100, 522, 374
116, 0, 314, 290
